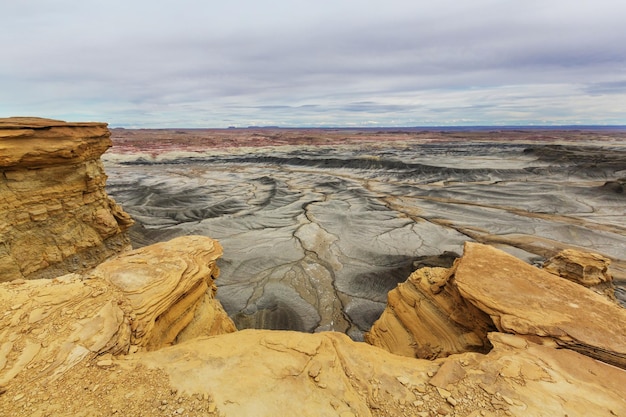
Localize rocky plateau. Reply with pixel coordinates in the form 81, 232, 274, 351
1, 118, 625, 417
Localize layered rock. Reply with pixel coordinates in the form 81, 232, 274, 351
364, 267, 495, 358
0, 117, 133, 282
90, 235, 235, 350
543, 248, 616, 301
0, 235, 235, 390
2, 238, 626, 416
367, 242, 626, 370
2, 327, 626, 416
455, 242, 626, 369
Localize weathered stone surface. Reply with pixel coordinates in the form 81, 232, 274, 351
0, 117, 111, 167
2, 327, 625, 417
366, 242, 626, 370
543, 248, 616, 301
0, 235, 234, 389
90, 235, 235, 350
364, 267, 494, 359
1, 238, 625, 416
455, 242, 626, 369
0, 117, 134, 281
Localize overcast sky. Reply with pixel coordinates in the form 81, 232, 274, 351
2, 0, 626, 127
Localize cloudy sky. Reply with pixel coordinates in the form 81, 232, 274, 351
2, 0, 626, 127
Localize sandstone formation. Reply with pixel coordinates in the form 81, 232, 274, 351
1, 237, 626, 416
454, 242, 626, 369
364, 267, 495, 359
2, 281, 626, 416
89, 235, 236, 350
0, 117, 134, 282
367, 242, 626, 370
0, 235, 234, 391
543, 248, 616, 301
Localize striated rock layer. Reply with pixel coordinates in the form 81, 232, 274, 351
543, 248, 617, 301
367, 242, 626, 370
455, 242, 626, 368
0, 235, 234, 390
1, 276, 625, 416
0, 117, 134, 282
1, 235, 625, 416
364, 266, 495, 359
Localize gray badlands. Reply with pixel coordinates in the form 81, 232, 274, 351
103, 128, 626, 340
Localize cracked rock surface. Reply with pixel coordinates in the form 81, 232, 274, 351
104, 128, 626, 338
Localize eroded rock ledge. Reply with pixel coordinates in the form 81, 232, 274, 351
0, 117, 134, 281
366, 242, 626, 369
0, 235, 235, 389
1, 240, 625, 417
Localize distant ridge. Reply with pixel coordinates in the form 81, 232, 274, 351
111, 125, 626, 131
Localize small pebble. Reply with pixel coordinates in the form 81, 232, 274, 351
96, 359, 113, 368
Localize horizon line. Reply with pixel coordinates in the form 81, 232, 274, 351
109, 124, 626, 131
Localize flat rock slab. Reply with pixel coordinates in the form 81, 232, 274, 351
454, 242, 626, 368
0, 116, 110, 167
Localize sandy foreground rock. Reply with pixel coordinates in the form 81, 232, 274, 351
0, 117, 133, 282
455, 243, 626, 368
2, 240, 626, 416
367, 242, 626, 368
364, 266, 495, 359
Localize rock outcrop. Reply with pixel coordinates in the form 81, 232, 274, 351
1, 239, 626, 416
364, 266, 495, 359
2, 313, 626, 416
455, 242, 626, 369
366, 242, 626, 370
0, 235, 234, 391
89, 235, 235, 350
0, 117, 133, 282
543, 248, 616, 301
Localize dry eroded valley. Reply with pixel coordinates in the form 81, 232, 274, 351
104, 128, 626, 339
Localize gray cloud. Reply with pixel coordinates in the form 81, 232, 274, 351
2, 0, 626, 126
584, 80, 626, 95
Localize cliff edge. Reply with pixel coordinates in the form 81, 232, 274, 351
1, 119, 625, 417
2, 242, 624, 417
0, 117, 134, 281
366, 242, 626, 368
